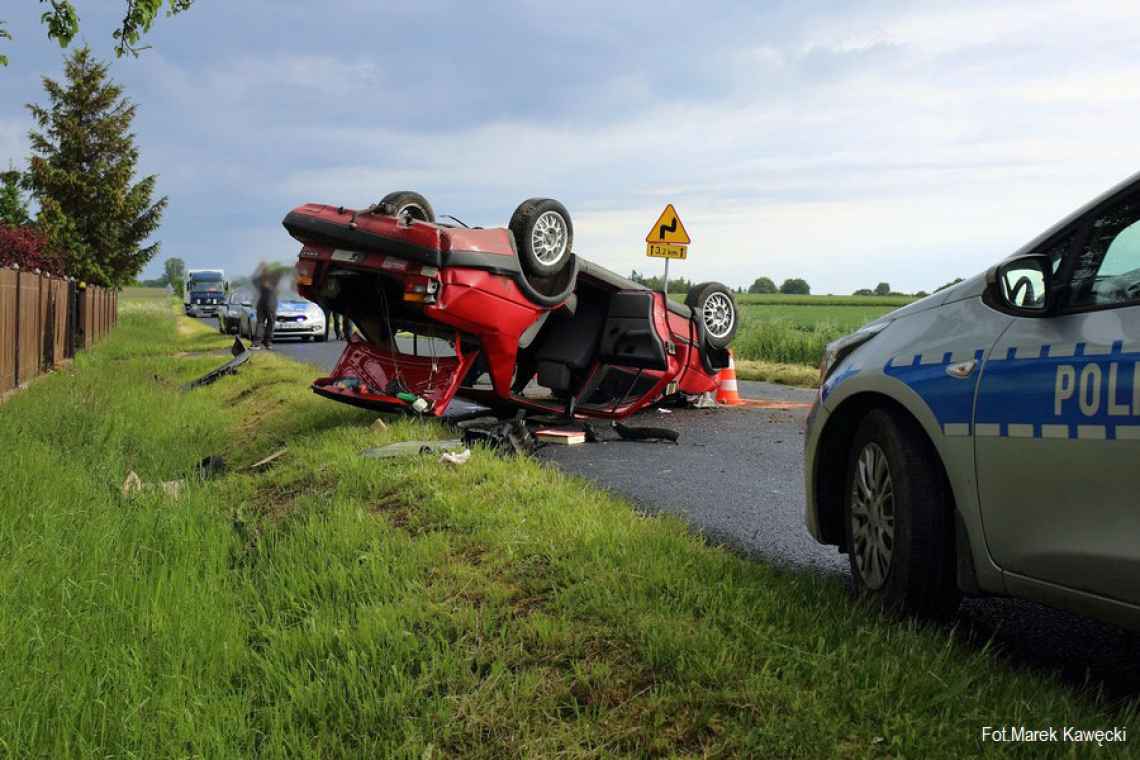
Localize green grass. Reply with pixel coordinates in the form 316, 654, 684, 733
0, 291, 1134, 757
733, 358, 821, 387
727, 296, 914, 376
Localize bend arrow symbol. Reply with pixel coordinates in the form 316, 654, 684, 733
658, 217, 677, 240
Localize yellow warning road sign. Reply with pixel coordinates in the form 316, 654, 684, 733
646, 242, 687, 260
645, 204, 691, 245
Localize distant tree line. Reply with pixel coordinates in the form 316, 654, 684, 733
628, 270, 693, 293
631, 271, 962, 298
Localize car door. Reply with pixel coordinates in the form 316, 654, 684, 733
975, 183, 1140, 605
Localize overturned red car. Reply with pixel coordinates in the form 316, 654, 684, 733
283, 191, 738, 419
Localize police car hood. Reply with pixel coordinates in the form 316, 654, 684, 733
870, 273, 980, 323
880, 272, 986, 322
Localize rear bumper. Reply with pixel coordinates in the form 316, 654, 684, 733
803, 395, 828, 543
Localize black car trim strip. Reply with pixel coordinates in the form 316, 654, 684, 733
282, 211, 444, 267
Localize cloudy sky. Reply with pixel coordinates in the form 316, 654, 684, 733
2, 0, 1138, 292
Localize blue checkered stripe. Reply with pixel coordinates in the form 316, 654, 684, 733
885, 341, 1140, 441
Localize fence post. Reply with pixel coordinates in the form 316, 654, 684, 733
12, 266, 20, 389
36, 271, 44, 373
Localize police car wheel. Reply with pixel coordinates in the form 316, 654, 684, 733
844, 408, 959, 618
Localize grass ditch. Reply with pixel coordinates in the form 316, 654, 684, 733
0, 290, 1134, 758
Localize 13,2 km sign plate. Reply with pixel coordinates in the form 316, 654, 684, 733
646, 242, 687, 259
645, 204, 690, 260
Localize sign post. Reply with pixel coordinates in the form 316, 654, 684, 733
645, 204, 690, 294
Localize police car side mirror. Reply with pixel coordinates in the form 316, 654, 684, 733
992, 254, 1053, 315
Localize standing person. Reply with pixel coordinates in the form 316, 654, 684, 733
251, 261, 283, 350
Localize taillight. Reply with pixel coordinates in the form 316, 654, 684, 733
295, 258, 316, 287
403, 274, 440, 304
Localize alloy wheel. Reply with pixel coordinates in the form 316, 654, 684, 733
850, 442, 896, 590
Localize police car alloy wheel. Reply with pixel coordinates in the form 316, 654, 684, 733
849, 441, 895, 590
844, 408, 959, 617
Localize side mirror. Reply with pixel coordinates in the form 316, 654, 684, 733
993, 254, 1053, 315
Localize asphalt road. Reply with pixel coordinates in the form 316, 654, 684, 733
233, 324, 1140, 700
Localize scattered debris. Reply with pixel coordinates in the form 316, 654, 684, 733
535, 428, 586, 446
691, 392, 718, 409
532, 420, 678, 446
361, 440, 465, 459
182, 337, 251, 391
460, 419, 536, 456
370, 417, 388, 432
656, 407, 673, 414
248, 448, 287, 472
121, 471, 143, 496
439, 449, 471, 465
121, 470, 185, 499
196, 455, 227, 479
613, 422, 679, 444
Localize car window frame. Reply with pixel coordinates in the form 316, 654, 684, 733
1045, 187, 1140, 316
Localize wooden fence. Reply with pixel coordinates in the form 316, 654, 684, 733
0, 266, 118, 396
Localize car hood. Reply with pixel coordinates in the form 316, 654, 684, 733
879, 271, 988, 323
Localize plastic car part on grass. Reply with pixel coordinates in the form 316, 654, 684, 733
182, 337, 251, 391
361, 440, 466, 458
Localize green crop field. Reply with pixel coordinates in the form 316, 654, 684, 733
728, 294, 915, 373
663, 292, 914, 380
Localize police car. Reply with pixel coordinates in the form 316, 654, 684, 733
805, 173, 1140, 629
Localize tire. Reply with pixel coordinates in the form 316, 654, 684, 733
316, 334, 327, 343
377, 191, 435, 223
509, 198, 573, 278
685, 282, 738, 349
843, 408, 959, 618
302, 336, 312, 342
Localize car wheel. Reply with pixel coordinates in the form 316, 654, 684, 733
685, 282, 738, 349
844, 408, 959, 618
377, 191, 435, 223
302, 336, 311, 342
509, 198, 574, 278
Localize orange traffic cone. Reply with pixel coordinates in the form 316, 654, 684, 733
715, 351, 745, 405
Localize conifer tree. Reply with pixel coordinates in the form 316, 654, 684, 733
25, 47, 167, 286
0, 164, 30, 227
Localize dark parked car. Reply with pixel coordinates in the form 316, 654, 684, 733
218, 289, 253, 335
